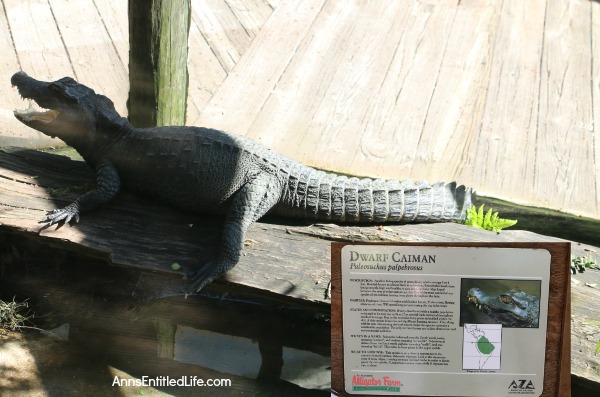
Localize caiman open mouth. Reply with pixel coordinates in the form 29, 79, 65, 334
12, 75, 61, 125
467, 293, 486, 311
466, 291, 511, 314
14, 107, 60, 124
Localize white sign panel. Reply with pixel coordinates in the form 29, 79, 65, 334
341, 245, 550, 396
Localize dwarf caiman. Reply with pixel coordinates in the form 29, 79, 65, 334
10, 71, 474, 291
467, 287, 540, 328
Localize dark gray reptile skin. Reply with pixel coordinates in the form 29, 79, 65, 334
11, 72, 474, 291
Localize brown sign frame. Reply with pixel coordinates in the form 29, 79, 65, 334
331, 242, 571, 397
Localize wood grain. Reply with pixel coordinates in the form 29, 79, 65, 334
186, 0, 275, 118
49, 0, 128, 115
91, 0, 129, 68
593, 0, 600, 219
195, 0, 327, 131
535, 0, 596, 214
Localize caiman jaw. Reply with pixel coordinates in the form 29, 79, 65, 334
12, 72, 61, 129
14, 107, 60, 124
467, 293, 485, 310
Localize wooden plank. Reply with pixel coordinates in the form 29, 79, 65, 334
0, 3, 19, 80
187, 19, 228, 121
265, 0, 279, 10
187, 0, 277, 121
49, 0, 128, 115
593, 0, 600, 220
246, 0, 418, 160
0, 2, 31, 146
571, 282, 600, 384
340, 0, 459, 176
469, 0, 545, 202
191, 0, 253, 73
195, 0, 327, 129
91, 0, 129, 67
237, 0, 384, 147
224, 0, 274, 36
3, 0, 74, 79
535, 0, 596, 216
407, 0, 502, 182
197, 0, 465, 174
0, 0, 68, 147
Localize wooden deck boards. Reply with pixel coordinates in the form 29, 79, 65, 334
0, 0, 599, 218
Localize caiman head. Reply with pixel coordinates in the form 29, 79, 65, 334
467, 287, 540, 328
11, 72, 127, 152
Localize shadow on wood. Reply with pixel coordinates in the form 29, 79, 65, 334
0, 147, 331, 307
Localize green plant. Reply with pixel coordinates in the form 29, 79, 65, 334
571, 255, 600, 274
463, 204, 517, 232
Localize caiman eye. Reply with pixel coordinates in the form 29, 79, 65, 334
49, 83, 63, 93
500, 295, 514, 305
49, 82, 78, 103
500, 295, 526, 309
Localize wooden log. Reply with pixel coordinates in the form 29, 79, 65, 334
0, 147, 599, 388
0, 147, 331, 307
128, 0, 191, 127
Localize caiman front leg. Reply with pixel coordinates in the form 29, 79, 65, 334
190, 173, 282, 292
40, 160, 120, 230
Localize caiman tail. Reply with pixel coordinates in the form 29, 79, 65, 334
272, 164, 474, 223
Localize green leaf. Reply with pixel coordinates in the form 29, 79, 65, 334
483, 208, 493, 230
490, 218, 518, 233
171, 263, 181, 270
462, 204, 517, 232
596, 341, 600, 355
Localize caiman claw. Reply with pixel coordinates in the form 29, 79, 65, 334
189, 258, 236, 292
39, 203, 81, 230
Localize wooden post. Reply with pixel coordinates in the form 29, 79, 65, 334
128, 0, 191, 128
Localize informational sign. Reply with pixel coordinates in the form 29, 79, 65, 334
331, 242, 571, 397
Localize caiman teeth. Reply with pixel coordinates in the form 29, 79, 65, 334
14, 107, 60, 123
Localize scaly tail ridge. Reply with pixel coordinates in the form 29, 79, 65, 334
276, 165, 474, 223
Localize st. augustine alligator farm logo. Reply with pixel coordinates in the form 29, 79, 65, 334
351, 374, 402, 392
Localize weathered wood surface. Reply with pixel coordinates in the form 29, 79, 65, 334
2, 0, 600, 218
128, 0, 191, 127
194, 0, 600, 219
0, 147, 334, 306
0, 147, 599, 387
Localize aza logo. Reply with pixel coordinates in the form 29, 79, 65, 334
508, 379, 535, 390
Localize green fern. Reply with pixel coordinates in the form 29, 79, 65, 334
464, 204, 517, 232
